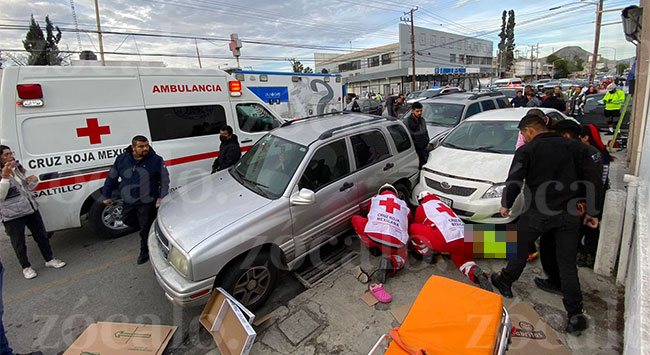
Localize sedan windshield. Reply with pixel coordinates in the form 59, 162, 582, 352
231, 135, 307, 199
420, 103, 465, 126
442, 120, 520, 154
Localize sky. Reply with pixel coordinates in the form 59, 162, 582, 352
0, 0, 639, 71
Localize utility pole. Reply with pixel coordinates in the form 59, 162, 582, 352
401, 7, 418, 92
94, 0, 105, 66
530, 45, 534, 78
195, 38, 202, 68
535, 43, 539, 80
589, 0, 604, 83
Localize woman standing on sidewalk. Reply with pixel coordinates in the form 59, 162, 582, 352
0, 145, 66, 280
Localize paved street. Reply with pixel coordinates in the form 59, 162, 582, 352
0, 222, 303, 355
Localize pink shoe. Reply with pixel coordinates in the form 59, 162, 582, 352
369, 283, 392, 303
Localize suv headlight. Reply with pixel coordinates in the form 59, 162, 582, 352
481, 184, 506, 199
169, 246, 189, 278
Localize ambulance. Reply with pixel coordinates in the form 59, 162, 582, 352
0, 66, 283, 237
232, 70, 344, 119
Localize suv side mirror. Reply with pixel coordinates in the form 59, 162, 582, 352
290, 188, 316, 206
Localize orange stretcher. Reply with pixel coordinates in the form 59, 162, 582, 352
369, 276, 512, 355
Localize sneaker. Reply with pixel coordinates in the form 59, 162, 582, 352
472, 267, 493, 292
490, 273, 513, 298
137, 252, 149, 265
534, 277, 563, 296
566, 313, 588, 335
44, 259, 66, 269
23, 267, 37, 279
375, 258, 392, 284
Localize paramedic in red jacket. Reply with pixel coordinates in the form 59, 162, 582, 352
351, 184, 411, 284
409, 191, 493, 291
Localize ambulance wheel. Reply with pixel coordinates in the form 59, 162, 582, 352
218, 249, 278, 311
89, 200, 137, 238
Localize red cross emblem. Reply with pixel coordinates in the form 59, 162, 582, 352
379, 198, 401, 214
436, 203, 457, 218
76, 118, 111, 145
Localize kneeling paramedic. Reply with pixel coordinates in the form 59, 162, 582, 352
409, 191, 493, 291
351, 184, 411, 284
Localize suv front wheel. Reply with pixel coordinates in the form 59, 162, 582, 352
218, 249, 278, 311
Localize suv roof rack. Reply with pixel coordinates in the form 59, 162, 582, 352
467, 92, 503, 100
281, 111, 349, 127
318, 116, 394, 140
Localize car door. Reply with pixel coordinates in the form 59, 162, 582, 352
349, 129, 398, 210
289, 138, 358, 255
582, 94, 606, 128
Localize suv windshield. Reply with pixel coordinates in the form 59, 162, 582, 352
420, 102, 465, 126
442, 120, 519, 154
231, 135, 307, 199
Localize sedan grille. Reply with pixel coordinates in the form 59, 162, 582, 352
425, 177, 477, 197
155, 223, 170, 259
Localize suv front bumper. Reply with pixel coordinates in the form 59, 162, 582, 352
148, 228, 214, 308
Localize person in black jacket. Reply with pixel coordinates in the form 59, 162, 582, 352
402, 101, 430, 168
541, 90, 566, 113
490, 114, 603, 336
211, 125, 241, 174
511, 90, 528, 107
101, 135, 170, 264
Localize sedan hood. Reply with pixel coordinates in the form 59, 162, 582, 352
425, 146, 514, 183
157, 171, 272, 252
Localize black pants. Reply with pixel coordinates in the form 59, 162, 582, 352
501, 210, 583, 315
3, 210, 53, 269
579, 224, 600, 257
123, 203, 157, 254
416, 149, 429, 169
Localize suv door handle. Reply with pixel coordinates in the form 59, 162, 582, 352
241, 139, 253, 143
340, 182, 354, 192
383, 163, 394, 171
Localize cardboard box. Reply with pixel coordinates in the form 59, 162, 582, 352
64, 322, 177, 355
506, 302, 571, 355
200, 288, 256, 355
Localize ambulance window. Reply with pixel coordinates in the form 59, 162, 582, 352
298, 139, 350, 192
236, 103, 281, 133
351, 131, 390, 170
146, 104, 226, 141
387, 125, 411, 153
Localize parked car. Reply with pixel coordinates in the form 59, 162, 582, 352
495, 88, 523, 100
406, 87, 463, 104
406, 90, 425, 101
582, 92, 631, 130
401, 92, 511, 146
346, 98, 383, 115
491, 78, 523, 89
149, 112, 420, 309
411, 107, 568, 224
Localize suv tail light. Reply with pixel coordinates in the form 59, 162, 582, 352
229, 81, 242, 97
16, 84, 44, 107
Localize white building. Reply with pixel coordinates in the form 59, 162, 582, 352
315, 24, 494, 96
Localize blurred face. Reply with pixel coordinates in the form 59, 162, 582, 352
132, 140, 150, 159
412, 108, 423, 119
554, 87, 562, 94
220, 129, 232, 139
575, 87, 582, 94
579, 135, 590, 145
0, 149, 15, 165
397, 96, 404, 103
516, 92, 523, 97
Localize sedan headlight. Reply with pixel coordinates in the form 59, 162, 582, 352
169, 246, 189, 278
481, 184, 506, 199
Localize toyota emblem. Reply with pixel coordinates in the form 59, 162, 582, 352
440, 181, 452, 190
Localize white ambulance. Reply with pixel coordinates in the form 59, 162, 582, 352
0, 66, 283, 237
232, 70, 344, 119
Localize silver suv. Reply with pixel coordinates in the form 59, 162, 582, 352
149, 113, 420, 309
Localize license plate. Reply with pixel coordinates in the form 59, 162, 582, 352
435, 195, 453, 207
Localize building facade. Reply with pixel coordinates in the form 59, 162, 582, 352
315, 24, 494, 96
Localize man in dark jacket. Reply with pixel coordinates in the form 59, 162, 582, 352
402, 101, 430, 168
386, 94, 404, 118
541, 90, 566, 113
490, 114, 603, 336
511, 90, 528, 107
211, 125, 242, 173
102, 135, 170, 264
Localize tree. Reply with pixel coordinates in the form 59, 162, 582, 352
571, 55, 584, 72
290, 59, 313, 73
496, 10, 507, 77
23, 15, 63, 65
616, 63, 629, 75
547, 55, 568, 78
505, 10, 516, 72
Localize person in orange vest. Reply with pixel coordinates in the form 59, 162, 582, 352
351, 184, 411, 286
409, 191, 493, 291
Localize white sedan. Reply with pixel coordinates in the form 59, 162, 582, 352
411, 107, 568, 224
